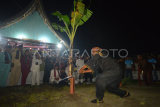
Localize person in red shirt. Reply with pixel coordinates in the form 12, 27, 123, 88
21, 50, 31, 86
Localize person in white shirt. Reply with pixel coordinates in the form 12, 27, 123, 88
9, 45, 23, 86
76, 57, 84, 84
30, 52, 42, 85
50, 65, 61, 85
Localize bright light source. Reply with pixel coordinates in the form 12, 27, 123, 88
30, 48, 32, 49
40, 37, 48, 42
42, 39, 47, 42
18, 34, 25, 39
57, 43, 62, 48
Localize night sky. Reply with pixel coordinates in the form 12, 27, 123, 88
0, 0, 159, 58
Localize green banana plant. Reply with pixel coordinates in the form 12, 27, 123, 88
52, 0, 93, 94
52, 0, 93, 45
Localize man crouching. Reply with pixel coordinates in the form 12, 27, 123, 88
79, 47, 130, 103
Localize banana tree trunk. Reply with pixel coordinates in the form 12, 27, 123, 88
69, 43, 75, 94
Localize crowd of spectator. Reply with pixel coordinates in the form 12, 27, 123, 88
115, 54, 159, 86
0, 44, 160, 87
0, 44, 93, 87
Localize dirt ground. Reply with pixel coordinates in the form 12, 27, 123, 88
0, 82, 160, 107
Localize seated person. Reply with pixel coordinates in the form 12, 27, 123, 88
50, 65, 61, 85
59, 68, 68, 85
60, 68, 67, 79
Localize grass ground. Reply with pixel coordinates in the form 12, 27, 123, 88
0, 81, 160, 107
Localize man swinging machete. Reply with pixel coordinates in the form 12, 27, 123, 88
79, 47, 130, 103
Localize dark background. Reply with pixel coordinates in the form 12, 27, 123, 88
0, 0, 159, 58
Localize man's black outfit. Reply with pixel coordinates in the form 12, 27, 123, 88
85, 51, 130, 103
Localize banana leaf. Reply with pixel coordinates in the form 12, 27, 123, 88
52, 11, 70, 26
78, 9, 93, 26
52, 23, 67, 33
76, 2, 85, 15
52, 11, 62, 21
62, 15, 70, 26
71, 11, 82, 27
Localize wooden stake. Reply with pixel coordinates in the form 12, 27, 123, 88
70, 77, 75, 94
